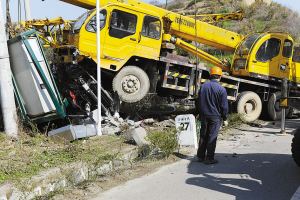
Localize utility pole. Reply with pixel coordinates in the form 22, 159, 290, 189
24, 0, 32, 20
0, 0, 18, 138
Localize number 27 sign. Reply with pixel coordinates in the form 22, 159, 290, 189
175, 114, 198, 149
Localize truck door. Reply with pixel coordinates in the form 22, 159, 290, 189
292, 47, 300, 83
136, 15, 162, 59
102, 8, 139, 71
279, 39, 293, 79
253, 38, 281, 79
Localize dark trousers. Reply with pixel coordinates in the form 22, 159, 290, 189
197, 116, 222, 160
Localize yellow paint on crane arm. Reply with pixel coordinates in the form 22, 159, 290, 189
166, 34, 230, 70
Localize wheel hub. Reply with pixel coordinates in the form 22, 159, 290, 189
121, 75, 141, 94
244, 102, 255, 114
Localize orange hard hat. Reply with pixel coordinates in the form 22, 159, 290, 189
210, 66, 223, 76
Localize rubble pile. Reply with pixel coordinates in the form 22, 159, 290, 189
101, 116, 176, 146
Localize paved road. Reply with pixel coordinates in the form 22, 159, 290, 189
92, 120, 300, 200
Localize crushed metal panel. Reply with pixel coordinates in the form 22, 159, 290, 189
8, 30, 65, 122
48, 124, 97, 142
9, 38, 55, 116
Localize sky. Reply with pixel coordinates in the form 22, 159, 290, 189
4, 0, 300, 22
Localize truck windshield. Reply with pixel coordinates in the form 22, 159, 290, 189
73, 11, 93, 33
236, 34, 261, 56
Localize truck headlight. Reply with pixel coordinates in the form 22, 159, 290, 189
234, 59, 247, 71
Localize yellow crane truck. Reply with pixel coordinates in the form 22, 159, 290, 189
42, 0, 300, 122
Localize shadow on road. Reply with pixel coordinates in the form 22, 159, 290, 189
186, 153, 300, 200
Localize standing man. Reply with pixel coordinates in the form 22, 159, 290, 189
197, 66, 228, 164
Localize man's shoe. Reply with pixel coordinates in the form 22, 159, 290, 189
203, 159, 218, 165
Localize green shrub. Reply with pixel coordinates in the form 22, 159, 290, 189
147, 129, 179, 158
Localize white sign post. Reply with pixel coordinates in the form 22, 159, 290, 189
175, 114, 198, 149
96, 0, 102, 135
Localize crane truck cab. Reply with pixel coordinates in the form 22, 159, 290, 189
232, 33, 299, 83
57, 3, 172, 105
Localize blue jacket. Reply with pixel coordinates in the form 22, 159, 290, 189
199, 79, 228, 120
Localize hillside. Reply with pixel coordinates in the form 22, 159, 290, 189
150, 0, 300, 42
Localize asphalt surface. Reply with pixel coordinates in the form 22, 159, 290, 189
92, 119, 300, 200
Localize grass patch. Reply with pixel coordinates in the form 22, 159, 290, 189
146, 128, 179, 158
0, 132, 130, 184
220, 113, 244, 134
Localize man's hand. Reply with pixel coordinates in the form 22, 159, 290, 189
223, 120, 229, 127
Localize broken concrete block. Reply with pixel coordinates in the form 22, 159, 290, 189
143, 118, 155, 125
155, 119, 176, 128
101, 126, 121, 135
126, 120, 135, 127
131, 127, 149, 147
109, 118, 121, 127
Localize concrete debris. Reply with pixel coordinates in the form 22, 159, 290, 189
126, 120, 135, 127
131, 127, 149, 147
101, 116, 124, 135
124, 127, 149, 146
99, 116, 176, 145
102, 126, 121, 135
143, 118, 155, 125
154, 119, 176, 128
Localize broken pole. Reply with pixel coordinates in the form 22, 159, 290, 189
0, 0, 18, 138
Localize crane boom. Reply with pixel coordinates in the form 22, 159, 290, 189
164, 14, 243, 51
59, 0, 95, 9
187, 10, 244, 24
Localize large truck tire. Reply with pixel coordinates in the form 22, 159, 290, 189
236, 91, 262, 122
267, 92, 292, 121
292, 129, 300, 167
113, 66, 150, 103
